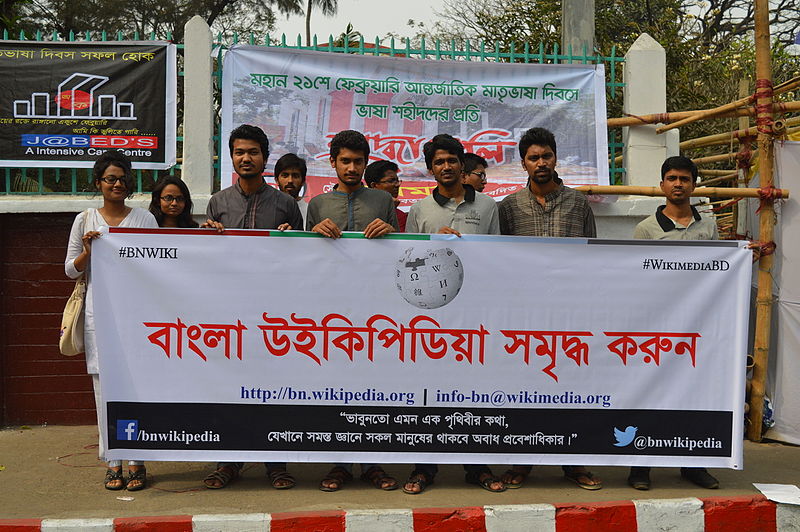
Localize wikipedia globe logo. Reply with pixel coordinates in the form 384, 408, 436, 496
395, 247, 464, 309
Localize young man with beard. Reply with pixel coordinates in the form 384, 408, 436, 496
274, 153, 308, 228
402, 134, 503, 495
307, 129, 398, 238
202, 124, 301, 490
628, 156, 719, 490
497, 127, 601, 491
365, 159, 407, 232
498, 127, 595, 238
204, 124, 303, 232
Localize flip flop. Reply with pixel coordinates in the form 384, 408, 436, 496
402, 470, 433, 495
564, 466, 603, 490
465, 470, 506, 493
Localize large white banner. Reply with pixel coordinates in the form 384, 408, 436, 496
222, 46, 609, 206
93, 230, 750, 467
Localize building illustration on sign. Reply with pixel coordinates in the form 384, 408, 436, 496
13, 72, 136, 120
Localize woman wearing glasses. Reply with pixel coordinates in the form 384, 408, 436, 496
149, 176, 199, 228
64, 150, 158, 491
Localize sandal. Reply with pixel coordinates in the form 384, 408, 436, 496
267, 467, 296, 490
360, 466, 399, 491
465, 469, 506, 493
319, 466, 353, 492
104, 467, 125, 491
563, 466, 603, 490
501, 465, 531, 488
402, 469, 433, 495
126, 466, 147, 491
203, 465, 239, 489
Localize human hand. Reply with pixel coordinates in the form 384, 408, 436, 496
363, 218, 394, 239
312, 218, 342, 238
201, 219, 225, 233
436, 226, 462, 237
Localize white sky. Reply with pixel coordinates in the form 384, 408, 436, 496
271, 0, 446, 43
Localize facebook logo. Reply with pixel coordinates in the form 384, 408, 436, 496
116, 420, 139, 441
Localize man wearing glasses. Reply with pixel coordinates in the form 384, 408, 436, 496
462, 152, 488, 193
365, 159, 406, 232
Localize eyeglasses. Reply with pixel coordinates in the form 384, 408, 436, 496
98, 176, 127, 185
469, 171, 487, 180
378, 178, 401, 185
160, 195, 186, 203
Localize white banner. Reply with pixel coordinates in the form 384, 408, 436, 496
93, 230, 749, 467
221, 46, 609, 205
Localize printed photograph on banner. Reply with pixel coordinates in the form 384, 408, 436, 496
0, 41, 177, 169
221, 46, 609, 208
92, 231, 749, 467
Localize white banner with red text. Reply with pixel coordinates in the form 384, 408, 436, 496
93, 229, 749, 467
221, 46, 609, 205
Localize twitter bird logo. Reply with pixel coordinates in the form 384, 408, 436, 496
614, 426, 638, 447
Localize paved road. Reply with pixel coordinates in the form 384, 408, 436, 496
1, 425, 798, 519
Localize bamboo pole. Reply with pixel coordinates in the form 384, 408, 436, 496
697, 173, 738, 187
679, 116, 800, 150
607, 100, 800, 128
574, 185, 787, 199
692, 152, 751, 165
747, 0, 776, 442
656, 75, 800, 134
733, 79, 750, 241
699, 169, 737, 176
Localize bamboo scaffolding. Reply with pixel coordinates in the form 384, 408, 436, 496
655, 75, 800, 134
692, 152, 754, 166
574, 185, 787, 199
607, 100, 800, 128
747, 0, 776, 442
680, 116, 800, 150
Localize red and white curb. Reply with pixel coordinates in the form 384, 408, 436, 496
1, 496, 799, 531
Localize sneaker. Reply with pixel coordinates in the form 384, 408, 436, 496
680, 467, 719, 489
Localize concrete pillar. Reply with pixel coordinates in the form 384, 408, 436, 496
622, 33, 668, 186
182, 16, 214, 196
562, 0, 595, 58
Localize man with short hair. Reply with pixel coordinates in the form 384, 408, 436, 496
307, 130, 398, 238
498, 127, 601, 491
365, 159, 406, 232
498, 127, 596, 238
628, 155, 719, 490
205, 124, 303, 232
202, 124, 300, 490
306, 129, 398, 492
402, 134, 503, 495
462, 152, 488, 193
274, 153, 308, 227
406, 135, 499, 237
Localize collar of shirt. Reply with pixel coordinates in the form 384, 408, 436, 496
655, 204, 701, 232
332, 184, 365, 197
523, 176, 564, 205
234, 179, 269, 197
432, 184, 476, 206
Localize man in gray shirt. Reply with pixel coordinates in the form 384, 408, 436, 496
629, 156, 719, 491
307, 130, 398, 238
204, 124, 303, 231
202, 124, 300, 490
406, 134, 499, 236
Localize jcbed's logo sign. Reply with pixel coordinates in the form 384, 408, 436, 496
21, 134, 158, 149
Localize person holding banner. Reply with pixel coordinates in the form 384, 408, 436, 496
365, 159, 406, 232
203, 124, 303, 232
201, 125, 298, 490
307, 129, 398, 239
497, 127, 601, 490
498, 127, 596, 238
148, 176, 199, 228
462, 153, 488, 193
64, 150, 158, 491
406, 135, 499, 237
402, 134, 504, 494
274, 153, 308, 228
305, 129, 399, 491
628, 155, 719, 490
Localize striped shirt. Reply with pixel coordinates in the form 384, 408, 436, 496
499, 179, 596, 237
